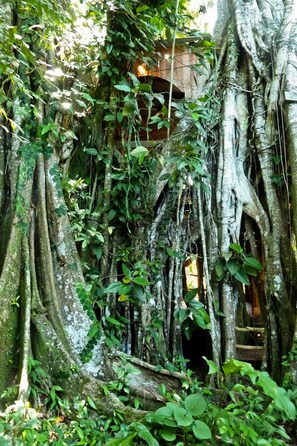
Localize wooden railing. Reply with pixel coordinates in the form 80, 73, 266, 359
235, 326, 264, 362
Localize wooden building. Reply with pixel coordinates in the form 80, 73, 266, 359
135, 38, 208, 142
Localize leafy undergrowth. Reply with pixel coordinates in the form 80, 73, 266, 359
0, 359, 296, 445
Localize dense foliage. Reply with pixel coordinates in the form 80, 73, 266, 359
1, 0, 297, 444
0, 359, 296, 445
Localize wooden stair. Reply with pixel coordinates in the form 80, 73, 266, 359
235, 325, 264, 362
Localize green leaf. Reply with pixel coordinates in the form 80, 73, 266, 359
104, 114, 115, 121
87, 396, 98, 410
192, 420, 212, 440
182, 319, 194, 341
41, 123, 55, 135
133, 276, 151, 286
122, 264, 131, 278
173, 407, 193, 426
105, 282, 122, 293
130, 146, 148, 158
108, 209, 117, 221
229, 243, 243, 254
88, 320, 101, 339
159, 173, 170, 181
160, 428, 176, 442
118, 284, 131, 295
76, 99, 87, 108
65, 130, 78, 140
256, 372, 296, 420
115, 84, 132, 92
203, 357, 220, 375
122, 101, 137, 116
233, 268, 250, 285
184, 393, 206, 417
136, 5, 149, 12
54, 204, 68, 217
117, 111, 123, 123
106, 433, 137, 446
176, 308, 189, 323
243, 256, 263, 271
148, 405, 177, 428
105, 316, 122, 326
82, 92, 95, 104
84, 148, 98, 155
215, 258, 226, 281
184, 288, 198, 303
222, 359, 256, 380
118, 294, 129, 301
226, 258, 239, 275
137, 424, 159, 446
243, 265, 258, 276
140, 84, 152, 93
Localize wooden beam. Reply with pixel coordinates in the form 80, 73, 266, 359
236, 344, 264, 350
235, 326, 264, 333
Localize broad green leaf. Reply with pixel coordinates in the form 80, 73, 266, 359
226, 258, 239, 275
233, 268, 250, 285
256, 372, 296, 420
122, 264, 131, 278
122, 101, 137, 116
193, 314, 206, 329
184, 393, 206, 416
190, 160, 204, 175
243, 264, 258, 276
117, 111, 123, 123
182, 319, 194, 341
128, 72, 140, 88
76, 99, 87, 108
84, 148, 98, 155
130, 146, 148, 158
176, 308, 189, 323
140, 84, 152, 93
159, 173, 170, 181
173, 407, 193, 426
160, 429, 176, 441
137, 424, 159, 446
114, 84, 132, 92
134, 286, 146, 302
133, 276, 150, 286
142, 92, 153, 108
215, 258, 226, 281
108, 209, 117, 221
229, 243, 243, 254
104, 114, 115, 121
193, 420, 212, 440
105, 282, 122, 293
118, 284, 131, 295
203, 357, 220, 374
136, 5, 149, 12
243, 256, 263, 271
118, 294, 129, 301
222, 359, 256, 380
66, 130, 78, 140
148, 404, 177, 427
82, 92, 95, 104
184, 288, 198, 302
41, 123, 55, 135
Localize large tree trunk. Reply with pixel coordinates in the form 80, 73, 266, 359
1, 0, 297, 414
208, 0, 297, 381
